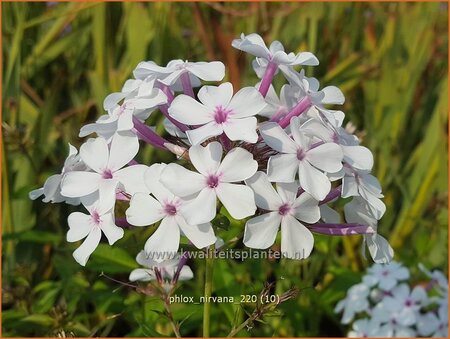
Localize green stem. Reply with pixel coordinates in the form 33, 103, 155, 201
164, 297, 181, 338
227, 317, 253, 338
203, 247, 214, 337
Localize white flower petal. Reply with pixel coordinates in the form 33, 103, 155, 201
306, 143, 343, 173
72, 226, 102, 266
260, 122, 297, 153
117, 110, 135, 131
243, 212, 281, 249
144, 217, 180, 262
189, 142, 222, 176
67, 212, 92, 242
223, 117, 258, 143
80, 138, 108, 173
104, 92, 127, 111
29, 187, 44, 200
97, 179, 118, 214
176, 216, 216, 249
298, 160, 331, 201
342, 145, 374, 171
218, 147, 257, 182
178, 266, 194, 280
291, 52, 319, 66
292, 192, 320, 223
160, 163, 206, 197
188, 62, 225, 82
115, 165, 149, 195
100, 212, 124, 245
276, 182, 298, 204
108, 131, 139, 172
321, 86, 345, 105
42, 174, 63, 202
182, 188, 217, 225
129, 268, 156, 282
197, 83, 233, 108
126, 193, 164, 226
245, 172, 283, 210
227, 87, 266, 118
61, 171, 101, 198
342, 175, 359, 198
231, 33, 270, 59
364, 234, 394, 264
186, 122, 223, 145
280, 215, 314, 259
143, 164, 174, 202
169, 95, 212, 125
216, 183, 256, 220
319, 205, 340, 223
267, 153, 298, 182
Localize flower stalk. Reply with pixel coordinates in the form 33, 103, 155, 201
258, 61, 278, 97
203, 247, 214, 338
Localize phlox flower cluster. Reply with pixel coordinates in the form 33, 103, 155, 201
30, 33, 393, 280
335, 261, 448, 337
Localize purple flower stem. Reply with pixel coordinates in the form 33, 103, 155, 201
180, 72, 195, 98
259, 62, 278, 97
158, 83, 175, 104
172, 252, 189, 284
220, 133, 232, 151
115, 191, 130, 201
115, 217, 133, 229
278, 97, 312, 129
310, 223, 375, 236
160, 104, 190, 132
319, 185, 342, 205
132, 117, 167, 150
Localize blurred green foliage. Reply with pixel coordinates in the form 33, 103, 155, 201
2, 2, 448, 337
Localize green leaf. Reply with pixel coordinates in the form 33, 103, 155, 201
21, 314, 55, 327
87, 244, 137, 273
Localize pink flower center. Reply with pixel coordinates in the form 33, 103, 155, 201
214, 106, 230, 124
207, 175, 220, 188
278, 203, 292, 216
91, 211, 101, 224
296, 148, 306, 161
381, 270, 389, 277
102, 169, 113, 179
164, 203, 177, 216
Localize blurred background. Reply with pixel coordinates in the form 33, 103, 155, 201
2, 2, 448, 337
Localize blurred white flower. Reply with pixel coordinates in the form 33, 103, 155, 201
129, 250, 193, 283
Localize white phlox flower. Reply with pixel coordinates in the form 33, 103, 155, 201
30, 32, 393, 270
334, 283, 371, 324
129, 250, 193, 283
61, 132, 148, 207
67, 192, 124, 266
243, 172, 319, 259
133, 59, 225, 92
260, 116, 343, 200
363, 261, 410, 291
168, 82, 267, 145
160, 141, 258, 224
29, 143, 85, 205
232, 33, 319, 69
126, 163, 216, 261
348, 318, 392, 338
